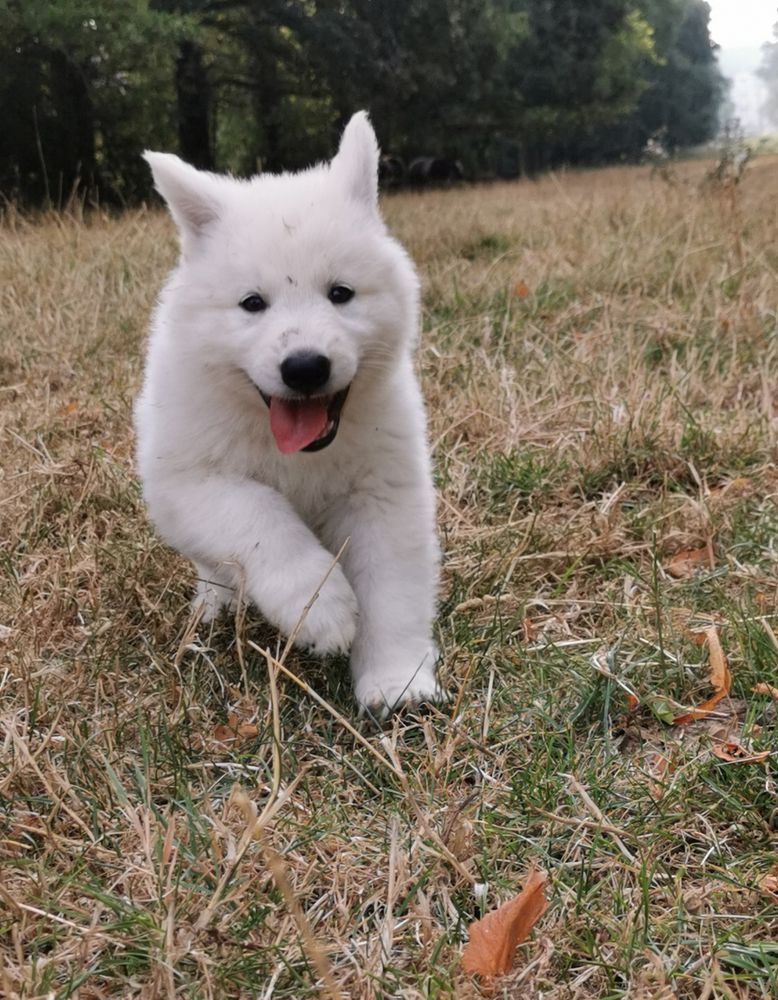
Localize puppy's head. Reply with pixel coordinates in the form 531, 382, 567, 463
145, 113, 419, 455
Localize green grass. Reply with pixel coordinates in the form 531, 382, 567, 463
2, 157, 778, 998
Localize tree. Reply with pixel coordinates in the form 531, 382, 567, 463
647, 0, 724, 148
583, 0, 725, 161
0, 1, 180, 204
505, 0, 655, 170
0, 0, 727, 204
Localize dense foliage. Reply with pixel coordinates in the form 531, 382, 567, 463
0, 0, 725, 204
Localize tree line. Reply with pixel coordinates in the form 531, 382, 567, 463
0, 0, 725, 206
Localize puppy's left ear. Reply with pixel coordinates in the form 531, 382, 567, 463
331, 111, 379, 209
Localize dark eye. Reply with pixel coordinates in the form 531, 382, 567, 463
328, 284, 354, 305
239, 293, 267, 313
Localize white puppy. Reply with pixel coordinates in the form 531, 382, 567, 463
135, 112, 442, 714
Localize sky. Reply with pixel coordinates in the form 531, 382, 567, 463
707, 2, 775, 133
707, 0, 775, 51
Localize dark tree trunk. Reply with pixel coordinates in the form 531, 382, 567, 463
47, 49, 97, 201
262, 114, 282, 172
175, 40, 213, 168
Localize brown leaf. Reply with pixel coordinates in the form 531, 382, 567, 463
710, 741, 770, 764
752, 682, 778, 701
663, 546, 713, 579
709, 476, 750, 498
671, 691, 726, 725
758, 872, 778, 895
672, 626, 731, 725
461, 869, 548, 979
670, 608, 720, 646
706, 626, 730, 692
647, 752, 673, 800
212, 711, 258, 745
441, 798, 478, 861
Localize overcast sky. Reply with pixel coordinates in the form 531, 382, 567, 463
708, 0, 775, 51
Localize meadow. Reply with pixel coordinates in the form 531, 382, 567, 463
2, 155, 778, 998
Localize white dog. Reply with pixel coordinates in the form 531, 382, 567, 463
135, 112, 442, 714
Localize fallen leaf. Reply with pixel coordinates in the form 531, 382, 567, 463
671, 690, 725, 726
511, 280, 530, 299
711, 741, 770, 764
461, 869, 548, 979
647, 752, 673, 800
682, 887, 707, 914
752, 682, 778, 701
706, 626, 730, 691
758, 872, 778, 895
709, 476, 750, 498
673, 626, 731, 725
212, 712, 258, 745
663, 546, 713, 579
442, 805, 474, 862
670, 608, 720, 646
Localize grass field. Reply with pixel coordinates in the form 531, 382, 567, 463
2, 155, 778, 999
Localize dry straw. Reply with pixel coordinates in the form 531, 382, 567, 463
2, 156, 778, 996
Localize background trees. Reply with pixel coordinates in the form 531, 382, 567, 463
0, 0, 725, 205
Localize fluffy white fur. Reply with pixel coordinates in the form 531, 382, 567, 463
135, 112, 442, 713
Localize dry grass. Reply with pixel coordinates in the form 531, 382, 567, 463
2, 157, 778, 998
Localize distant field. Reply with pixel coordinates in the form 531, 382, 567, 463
2, 156, 778, 998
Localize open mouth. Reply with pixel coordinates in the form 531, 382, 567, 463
258, 386, 350, 454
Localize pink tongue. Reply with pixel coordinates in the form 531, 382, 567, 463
269, 396, 329, 454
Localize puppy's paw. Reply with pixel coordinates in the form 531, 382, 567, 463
354, 652, 445, 719
290, 565, 358, 656
191, 576, 234, 624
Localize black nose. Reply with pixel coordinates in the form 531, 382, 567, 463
280, 352, 331, 394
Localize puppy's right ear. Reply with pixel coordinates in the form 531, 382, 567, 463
143, 152, 220, 244
331, 111, 380, 210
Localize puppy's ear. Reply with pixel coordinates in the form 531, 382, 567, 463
331, 111, 379, 209
143, 152, 220, 244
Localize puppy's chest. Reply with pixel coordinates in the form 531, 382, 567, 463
252, 448, 364, 528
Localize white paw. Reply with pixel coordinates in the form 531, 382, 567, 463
287, 564, 358, 656
191, 576, 234, 623
354, 651, 445, 718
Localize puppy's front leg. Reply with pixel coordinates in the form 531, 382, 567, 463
328, 483, 442, 715
146, 474, 357, 653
